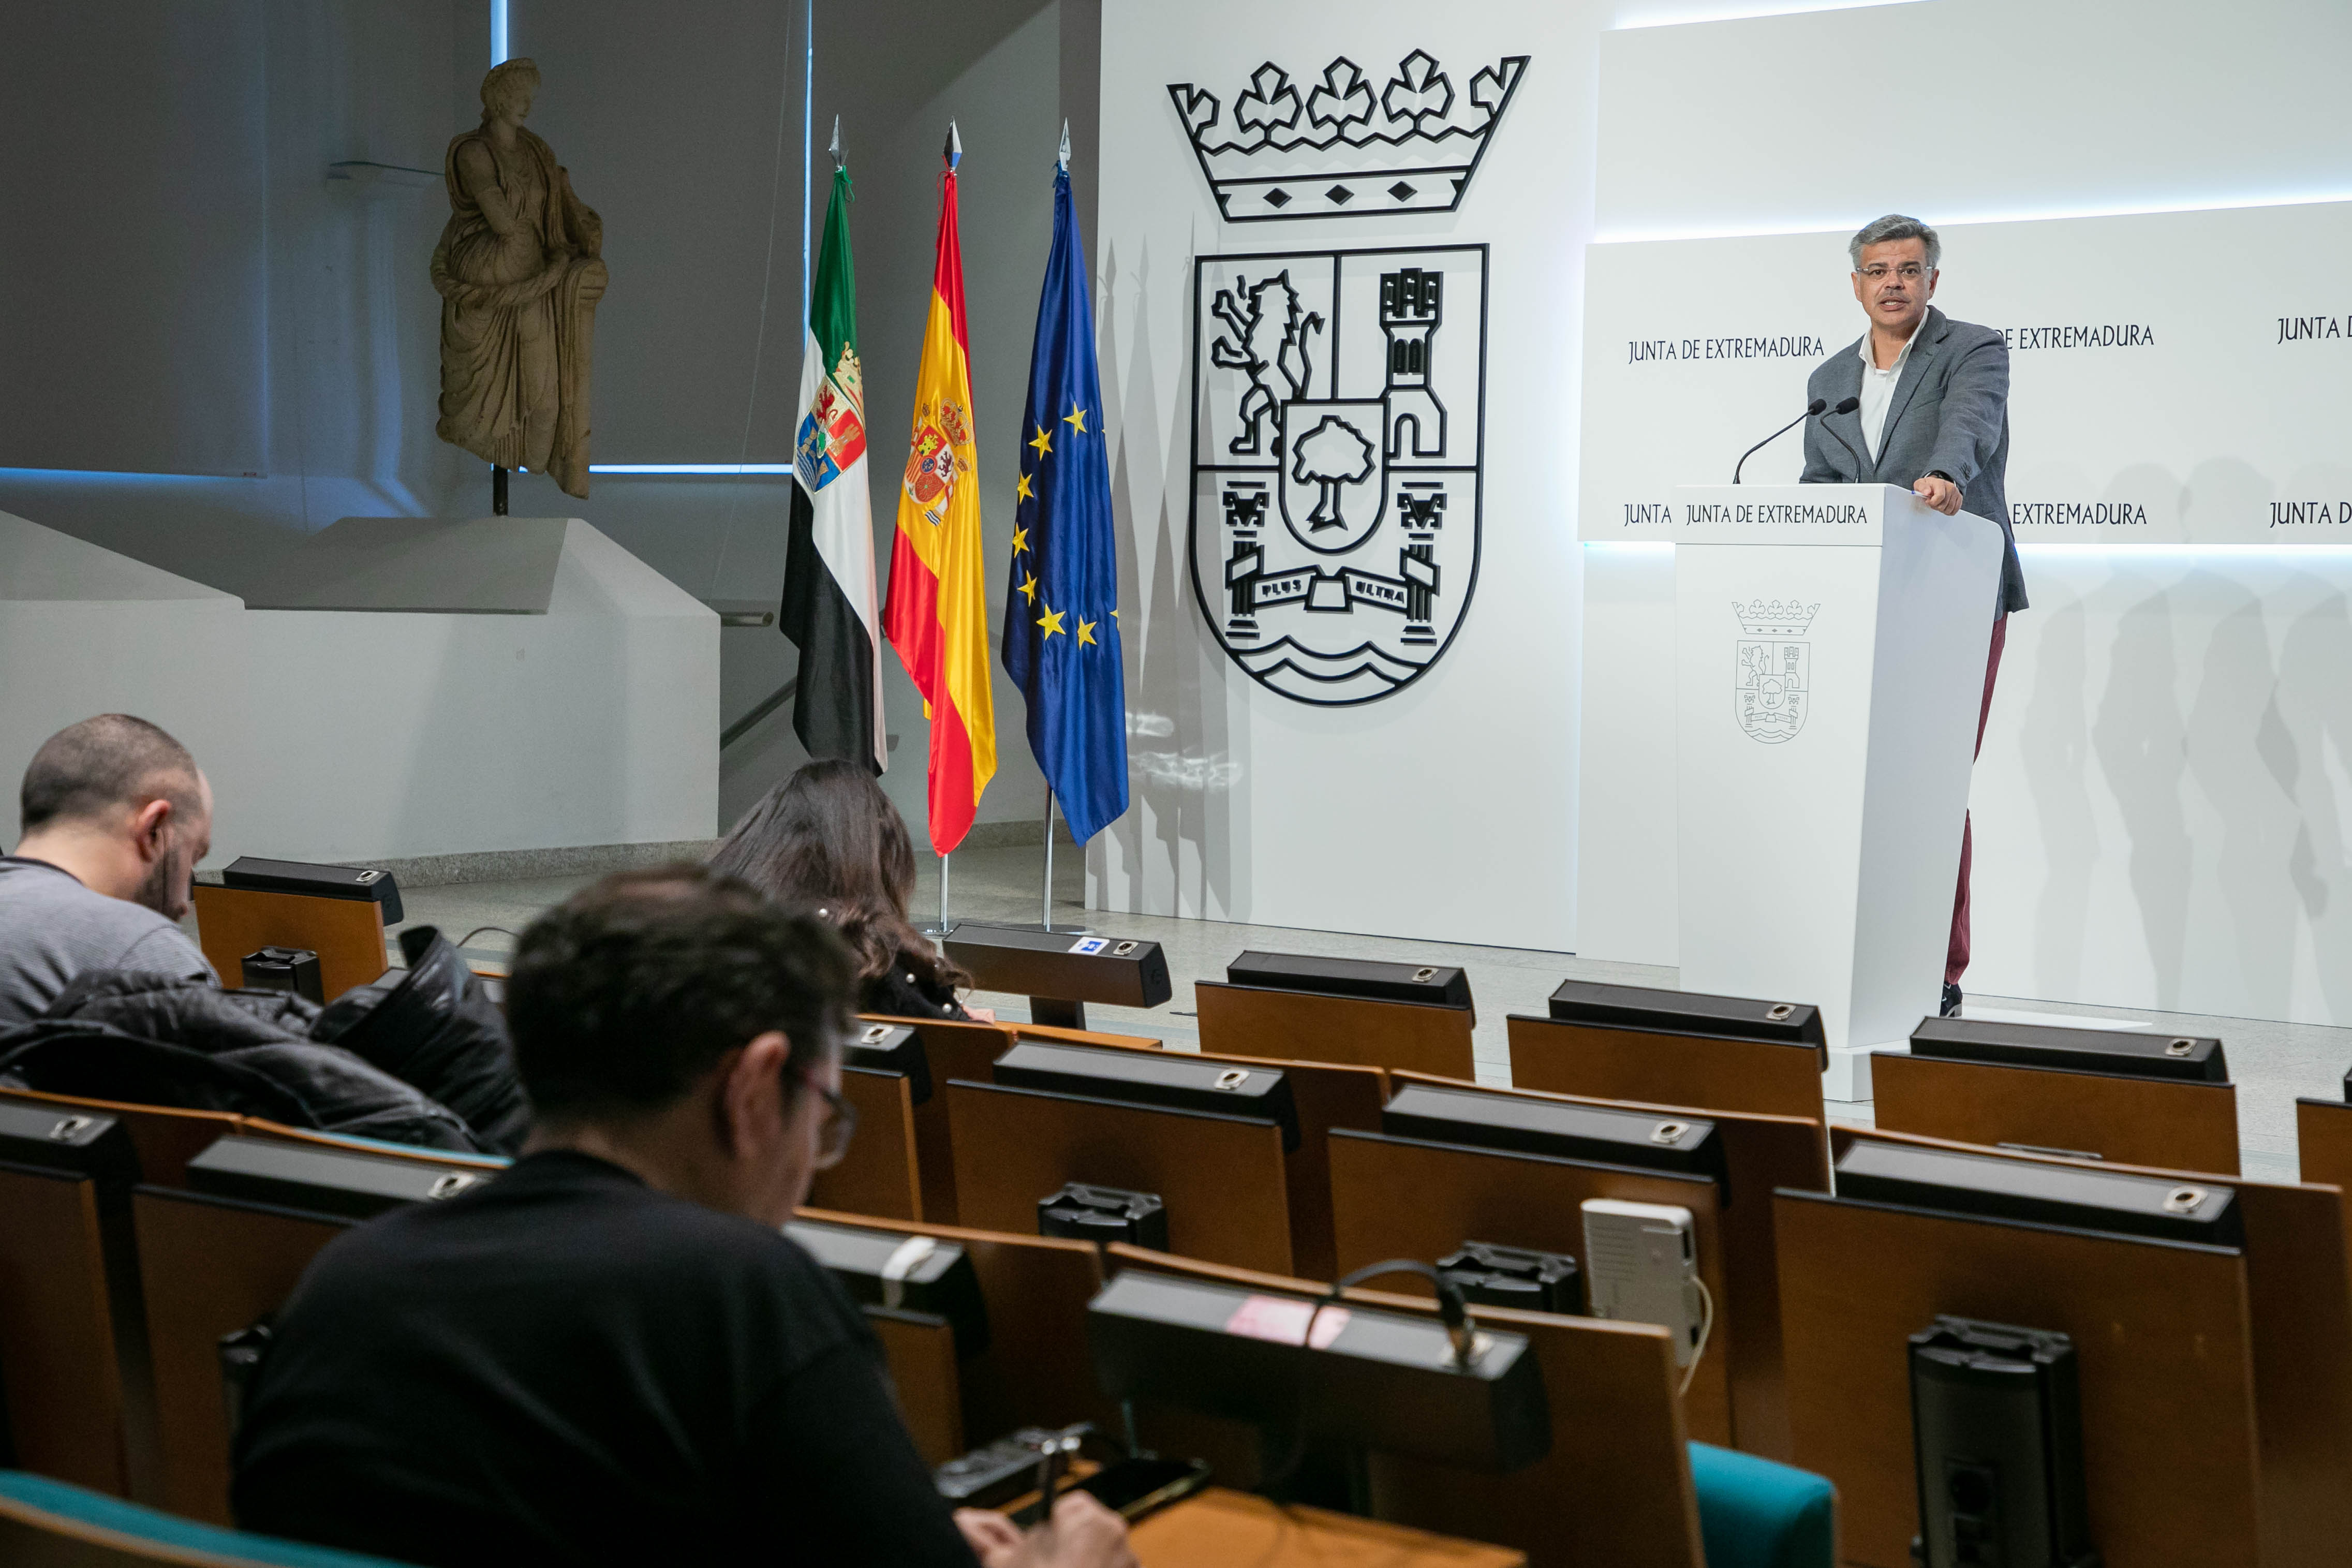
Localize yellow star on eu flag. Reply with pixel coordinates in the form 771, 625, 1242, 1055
1018, 572, 1038, 604
1077, 617, 1098, 647
1011, 524, 1029, 554
1028, 424, 1052, 459
1015, 472, 1033, 502
1063, 402, 1088, 435
1037, 602, 1066, 638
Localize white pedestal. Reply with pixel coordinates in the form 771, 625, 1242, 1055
1670, 485, 2002, 1101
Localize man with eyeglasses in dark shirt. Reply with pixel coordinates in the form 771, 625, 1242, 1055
232, 865, 1133, 1568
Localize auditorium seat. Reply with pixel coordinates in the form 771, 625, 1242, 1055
1687, 1443, 1834, 1568
0, 1468, 413, 1566
1504, 1013, 1823, 1123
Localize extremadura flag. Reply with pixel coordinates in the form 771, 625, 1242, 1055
781, 160, 885, 772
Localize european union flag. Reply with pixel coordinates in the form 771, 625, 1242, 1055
1001, 156, 1128, 844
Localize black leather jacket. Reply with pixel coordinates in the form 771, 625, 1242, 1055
0, 926, 529, 1155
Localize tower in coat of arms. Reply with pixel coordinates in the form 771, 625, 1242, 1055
1734, 599, 1817, 743
1188, 245, 1486, 705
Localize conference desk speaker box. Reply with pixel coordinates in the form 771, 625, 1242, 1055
1381, 1080, 1726, 1189
942, 925, 1171, 1016
1546, 979, 1824, 1048
183, 1136, 493, 1220
220, 856, 403, 925
1228, 951, 1471, 1010
784, 1218, 990, 1357
1833, 1138, 2243, 1247
846, 1022, 930, 1104
1088, 1269, 1549, 1475
0, 1101, 138, 1184
1909, 1016, 2227, 1083
992, 1040, 1301, 1151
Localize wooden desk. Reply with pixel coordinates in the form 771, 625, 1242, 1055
131, 1189, 348, 1523
1196, 983, 1475, 1081
872, 1016, 1020, 1225
945, 1079, 1293, 1275
1503, 1014, 1824, 1123
1872, 1051, 2239, 1173
1105, 1247, 1705, 1568
1384, 1072, 1828, 1460
796, 1209, 1111, 1444
807, 1066, 922, 1220
1133, 1487, 1525, 1567
1829, 1126, 2352, 1566
190, 885, 387, 1002
867, 1308, 964, 1466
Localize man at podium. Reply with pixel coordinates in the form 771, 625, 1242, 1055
1799, 214, 2026, 1018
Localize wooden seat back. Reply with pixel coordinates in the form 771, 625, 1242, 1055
797, 1209, 1109, 1447
0, 1165, 135, 1498
2296, 1095, 2352, 1291
1195, 982, 1474, 1079
1383, 1071, 1826, 1459
1103, 1246, 1706, 1568
190, 885, 386, 1003
1807, 1127, 2352, 1566
1504, 1013, 1822, 1122
1871, 1051, 2239, 1173
130, 1190, 348, 1524
805, 1067, 921, 1221
944, 1078, 1293, 1275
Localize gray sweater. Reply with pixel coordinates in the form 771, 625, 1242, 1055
0, 856, 215, 1027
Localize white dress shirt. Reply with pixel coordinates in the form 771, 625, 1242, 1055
1857, 317, 1927, 464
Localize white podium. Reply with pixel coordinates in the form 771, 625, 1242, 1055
1669, 485, 2003, 1100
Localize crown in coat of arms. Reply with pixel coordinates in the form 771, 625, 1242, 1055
1167, 50, 1529, 223
1734, 599, 1819, 637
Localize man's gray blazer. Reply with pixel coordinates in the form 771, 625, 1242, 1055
1800, 306, 2026, 615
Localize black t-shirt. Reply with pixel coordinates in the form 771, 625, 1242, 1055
231, 1150, 980, 1568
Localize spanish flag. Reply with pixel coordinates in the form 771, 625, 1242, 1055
883, 125, 996, 854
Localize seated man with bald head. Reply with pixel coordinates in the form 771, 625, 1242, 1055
0, 714, 217, 1026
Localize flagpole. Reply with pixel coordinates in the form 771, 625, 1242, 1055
1042, 793, 1053, 931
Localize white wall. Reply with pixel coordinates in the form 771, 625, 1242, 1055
1093, 2, 1601, 948
1574, 0, 2352, 1025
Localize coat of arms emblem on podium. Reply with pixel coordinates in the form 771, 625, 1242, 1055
1734, 600, 1818, 743
1187, 245, 1487, 705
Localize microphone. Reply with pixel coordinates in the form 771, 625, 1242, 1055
1820, 396, 1867, 475
1733, 398, 1827, 484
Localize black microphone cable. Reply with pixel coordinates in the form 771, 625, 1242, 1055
1820, 394, 1867, 475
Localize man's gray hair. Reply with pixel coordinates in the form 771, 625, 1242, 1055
1848, 214, 1941, 271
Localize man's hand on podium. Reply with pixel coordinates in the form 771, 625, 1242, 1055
1912, 473, 1963, 515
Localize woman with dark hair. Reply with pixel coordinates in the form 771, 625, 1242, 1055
709, 760, 980, 1020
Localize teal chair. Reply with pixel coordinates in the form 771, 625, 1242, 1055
1690, 1442, 1837, 1568
0, 1470, 417, 1567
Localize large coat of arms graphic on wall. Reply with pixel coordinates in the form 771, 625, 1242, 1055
1187, 245, 1487, 705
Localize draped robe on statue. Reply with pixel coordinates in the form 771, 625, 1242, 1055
431, 126, 607, 498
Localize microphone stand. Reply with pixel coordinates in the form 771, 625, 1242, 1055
1733, 399, 1827, 483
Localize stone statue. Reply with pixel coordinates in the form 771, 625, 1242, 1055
431, 58, 607, 499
